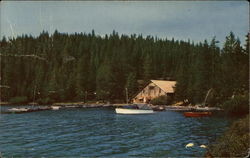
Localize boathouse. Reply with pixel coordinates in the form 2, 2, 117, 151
132, 80, 176, 103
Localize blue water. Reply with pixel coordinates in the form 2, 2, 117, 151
0, 107, 232, 157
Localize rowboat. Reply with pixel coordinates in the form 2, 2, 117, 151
183, 111, 212, 117
51, 106, 60, 110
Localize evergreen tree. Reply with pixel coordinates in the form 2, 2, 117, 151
0, 30, 248, 104
126, 72, 138, 99
143, 54, 154, 81
96, 63, 113, 101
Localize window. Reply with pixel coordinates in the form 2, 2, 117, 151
149, 86, 154, 89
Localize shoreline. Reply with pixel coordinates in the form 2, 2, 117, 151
0, 102, 221, 112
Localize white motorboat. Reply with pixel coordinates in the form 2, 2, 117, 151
115, 108, 154, 114
115, 104, 154, 114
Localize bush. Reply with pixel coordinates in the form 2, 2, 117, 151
221, 95, 249, 116
207, 115, 249, 157
37, 97, 53, 105
205, 90, 222, 107
150, 95, 173, 105
9, 96, 28, 104
111, 99, 124, 104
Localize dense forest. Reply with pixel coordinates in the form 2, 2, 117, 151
0, 30, 249, 105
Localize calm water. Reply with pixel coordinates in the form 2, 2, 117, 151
0, 107, 232, 157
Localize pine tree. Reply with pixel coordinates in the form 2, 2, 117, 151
0, 30, 248, 104
126, 72, 138, 99
96, 63, 114, 101
143, 54, 154, 81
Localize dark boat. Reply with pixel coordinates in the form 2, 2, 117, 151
183, 111, 212, 117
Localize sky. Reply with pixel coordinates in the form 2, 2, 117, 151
0, 1, 249, 47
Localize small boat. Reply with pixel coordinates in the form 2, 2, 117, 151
151, 105, 166, 111
115, 108, 154, 114
4, 107, 52, 114
8, 108, 29, 112
195, 106, 210, 111
195, 106, 221, 111
183, 111, 212, 117
115, 104, 154, 114
51, 106, 60, 110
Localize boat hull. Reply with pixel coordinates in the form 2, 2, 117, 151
184, 112, 212, 117
115, 108, 154, 114
51, 106, 60, 110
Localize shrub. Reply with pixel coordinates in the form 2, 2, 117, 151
150, 95, 173, 105
207, 115, 249, 157
37, 97, 53, 105
205, 90, 222, 107
221, 95, 249, 116
9, 96, 28, 104
111, 99, 124, 104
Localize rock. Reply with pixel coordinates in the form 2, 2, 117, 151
200, 144, 207, 148
185, 143, 194, 148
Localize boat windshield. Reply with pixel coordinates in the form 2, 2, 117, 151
123, 105, 139, 109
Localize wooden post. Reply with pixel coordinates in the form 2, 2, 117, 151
125, 88, 128, 104
85, 91, 87, 103
32, 85, 36, 107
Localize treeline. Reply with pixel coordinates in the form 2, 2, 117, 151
0, 30, 249, 104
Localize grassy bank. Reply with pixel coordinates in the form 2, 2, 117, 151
206, 115, 249, 157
